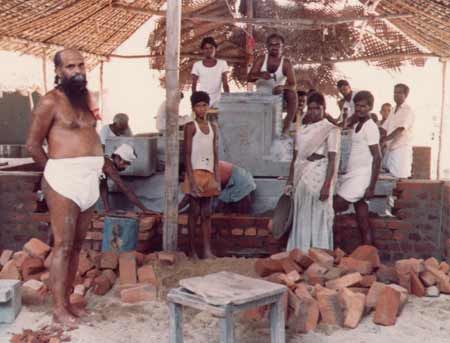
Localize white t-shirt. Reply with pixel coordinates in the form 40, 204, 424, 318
154, 100, 192, 132
347, 119, 380, 172
192, 59, 229, 107
382, 102, 415, 151
99, 125, 116, 145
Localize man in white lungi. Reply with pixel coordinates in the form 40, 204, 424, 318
334, 91, 382, 246
381, 83, 415, 178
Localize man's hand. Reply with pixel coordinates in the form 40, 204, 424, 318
319, 184, 331, 201
190, 181, 202, 198
273, 85, 284, 95
284, 183, 294, 197
364, 187, 375, 200
260, 72, 272, 80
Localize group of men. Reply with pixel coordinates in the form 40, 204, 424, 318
23, 30, 415, 328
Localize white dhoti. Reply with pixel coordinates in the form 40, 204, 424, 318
383, 145, 412, 178
336, 167, 371, 203
44, 156, 104, 212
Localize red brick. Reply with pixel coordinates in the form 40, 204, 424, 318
134, 251, 146, 266
241, 306, 267, 321
21, 280, 48, 305
373, 287, 401, 326
334, 248, 346, 264
158, 251, 177, 265
121, 284, 157, 303
339, 257, 373, 275
359, 274, 377, 288
289, 291, 319, 333
119, 252, 137, 286
325, 273, 363, 290
309, 248, 334, 268
348, 287, 369, 295
264, 273, 285, 285
410, 272, 425, 297
305, 263, 328, 278
137, 265, 158, 286
93, 275, 112, 295
12, 251, 29, 269
270, 251, 290, 260
350, 245, 381, 268
315, 286, 344, 326
258, 229, 269, 237
83, 277, 94, 290
78, 251, 95, 276
255, 258, 283, 277
231, 228, 244, 236
102, 269, 117, 285
376, 264, 398, 284
281, 258, 301, 274
40, 272, 50, 286
23, 238, 50, 259
395, 258, 424, 275
366, 282, 387, 309
419, 271, 436, 287
439, 262, 450, 274
397, 272, 411, 293
424, 257, 440, 269
339, 288, 366, 329
86, 268, 101, 279
295, 283, 314, 299
100, 252, 119, 270
144, 253, 158, 264
44, 251, 53, 269
21, 256, 45, 281
0, 250, 13, 267
245, 227, 257, 236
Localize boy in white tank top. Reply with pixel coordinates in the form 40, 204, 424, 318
183, 91, 220, 259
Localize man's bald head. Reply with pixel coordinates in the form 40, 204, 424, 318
54, 48, 83, 68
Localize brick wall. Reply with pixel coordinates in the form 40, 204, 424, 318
0, 172, 49, 251
335, 180, 444, 263
441, 182, 450, 262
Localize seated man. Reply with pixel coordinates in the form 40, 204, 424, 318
100, 143, 154, 214
334, 91, 382, 246
99, 113, 133, 145
381, 84, 414, 178
155, 92, 191, 133
248, 33, 298, 137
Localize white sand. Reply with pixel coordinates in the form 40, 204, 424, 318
1, 290, 450, 343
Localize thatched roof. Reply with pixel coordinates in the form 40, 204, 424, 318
147, 0, 450, 95
1, 0, 449, 93
0, 0, 157, 69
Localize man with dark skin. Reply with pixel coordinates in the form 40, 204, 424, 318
192, 37, 230, 108
100, 143, 155, 214
248, 33, 298, 137
99, 113, 132, 145
26, 49, 103, 327
183, 91, 220, 259
334, 91, 382, 246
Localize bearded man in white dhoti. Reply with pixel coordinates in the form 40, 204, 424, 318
334, 91, 382, 246
381, 83, 415, 178
285, 92, 341, 252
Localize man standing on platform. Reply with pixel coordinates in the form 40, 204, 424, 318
248, 33, 298, 137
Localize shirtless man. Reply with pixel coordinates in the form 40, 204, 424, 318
26, 49, 103, 327
248, 33, 298, 136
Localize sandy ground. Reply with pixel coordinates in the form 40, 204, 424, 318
2, 258, 450, 343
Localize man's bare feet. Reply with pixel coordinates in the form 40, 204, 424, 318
68, 305, 90, 318
53, 307, 80, 329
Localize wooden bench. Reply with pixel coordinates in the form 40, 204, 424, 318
167, 271, 287, 343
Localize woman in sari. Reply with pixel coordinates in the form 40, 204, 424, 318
285, 92, 341, 252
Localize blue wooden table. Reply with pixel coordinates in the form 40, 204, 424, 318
167, 271, 287, 343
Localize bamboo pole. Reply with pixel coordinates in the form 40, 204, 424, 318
437, 59, 448, 180
163, 0, 182, 251
42, 49, 48, 93
99, 61, 104, 114
246, 0, 254, 92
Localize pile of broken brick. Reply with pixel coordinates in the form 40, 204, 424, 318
0, 238, 180, 308
252, 246, 450, 332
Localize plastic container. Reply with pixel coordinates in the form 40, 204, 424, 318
101, 216, 139, 253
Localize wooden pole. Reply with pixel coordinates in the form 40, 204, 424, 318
42, 49, 48, 93
163, 0, 182, 251
99, 61, 104, 114
437, 59, 448, 180
246, 0, 254, 92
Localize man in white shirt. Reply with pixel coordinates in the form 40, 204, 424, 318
191, 36, 230, 108
155, 92, 192, 133
99, 113, 133, 145
337, 80, 358, 125
381, 83, 415, 178
334, 91, 382, 246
